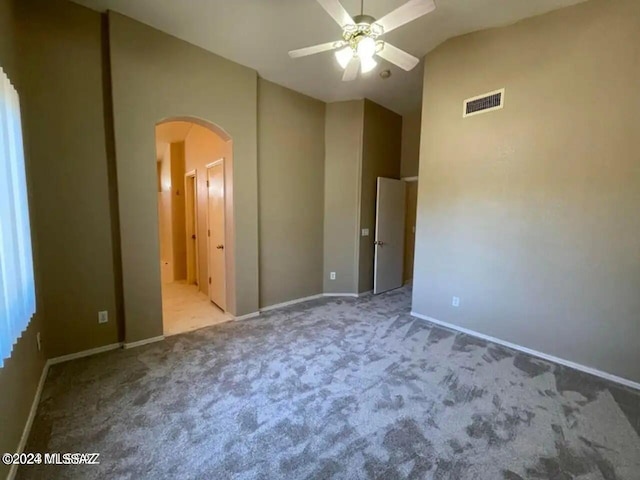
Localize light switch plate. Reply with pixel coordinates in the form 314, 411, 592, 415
361, 228, 369, 237
98, 310, 109, 324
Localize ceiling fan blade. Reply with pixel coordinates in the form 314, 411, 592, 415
375, 0, 436, 34
376, 43, 420, 71
288, 42, 340, 58
316, 0, 355, 28
342, 57, 360, 82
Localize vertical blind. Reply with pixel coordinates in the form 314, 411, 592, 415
0, 67, 36, 368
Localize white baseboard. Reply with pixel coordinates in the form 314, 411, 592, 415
260, 294, 324, 312
48, 342, 121, 365
411, 311, 640, 391
122, 335, 164, 349
239, 292, 363, 320
7, 360, 50, 480
234, 311, 260, 321
8, 334, 168, 479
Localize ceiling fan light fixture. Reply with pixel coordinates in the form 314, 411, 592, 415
371, 23, 384, 37
335, 46, 354, 69
356, 36, 376, 59
288, 0, 436, 81
360, 55, 377, 74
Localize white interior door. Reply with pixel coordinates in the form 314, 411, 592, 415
207, 160, 226, 310
374, 177, 406, 294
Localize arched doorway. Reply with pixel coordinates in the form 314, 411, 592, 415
155, 117, 235, 336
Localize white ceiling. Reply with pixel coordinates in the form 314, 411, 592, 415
74, 0, 586, 114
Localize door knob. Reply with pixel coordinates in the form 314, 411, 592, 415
191, 234, 196, 239
216, 244, 224, 250
374, 240, 385, 246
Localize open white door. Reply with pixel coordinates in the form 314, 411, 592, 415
374, 177, 406, 294
207, 160, 226, 310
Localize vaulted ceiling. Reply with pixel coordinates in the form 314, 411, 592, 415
74, 0, 586, 114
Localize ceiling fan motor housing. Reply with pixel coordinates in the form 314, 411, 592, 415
352, 14, 377, 25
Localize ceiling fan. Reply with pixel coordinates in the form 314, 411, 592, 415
288, 0, 436, 81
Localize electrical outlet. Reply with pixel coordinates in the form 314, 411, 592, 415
452, 296, 460, 307
330, 272, 336, 280
36, 332, 41, 352
98, 310, 109, 324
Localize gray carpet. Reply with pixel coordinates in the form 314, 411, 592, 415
18, 287, 640, 479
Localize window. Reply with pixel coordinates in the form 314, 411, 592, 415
0, 67, 36, 367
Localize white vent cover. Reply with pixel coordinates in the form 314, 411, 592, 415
463, 88, 505, 118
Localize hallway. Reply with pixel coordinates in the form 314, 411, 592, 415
161, 281, 231, 336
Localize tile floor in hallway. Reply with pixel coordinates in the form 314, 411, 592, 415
161, 281, 231, 336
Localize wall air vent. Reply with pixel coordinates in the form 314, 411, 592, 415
463, 88, 505, 118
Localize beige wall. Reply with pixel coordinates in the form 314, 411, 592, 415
158, 144, 173, 282
404, 181, 418, 282
170, 142, 187, 280
358, 100, 402, 293
323, 101, 364, 294
157, 141, 188, 283
413, 0, 640, 383
16, 0, 120, 357
184, 122, 235, 310
257, 79, 325, 307
401, 109, 422, 178
0, 323, 45, 479
108, 11, 259, 333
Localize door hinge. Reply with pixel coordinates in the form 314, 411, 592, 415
208, 229, 210, 237
208, 277, 211, 285
206, 180, 210, 187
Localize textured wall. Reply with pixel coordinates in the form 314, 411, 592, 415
401, 109, 422, 178
400, 110, 421, 284
258, 79, 325, 307
323, 101, 364, 294
157, 144, 173, 282
413, 0, 640, 382
404, 181, 418, 282
16, 0, 120, 357
169, 143, 187, 281
108, 12, 259, 331
358, 100, 403, 293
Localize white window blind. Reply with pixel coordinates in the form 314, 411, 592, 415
0, 67, 36, 368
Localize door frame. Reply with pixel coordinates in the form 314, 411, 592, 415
373, 177, 406, 294
184, 170, 199, 286
205, 158, 227, 311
